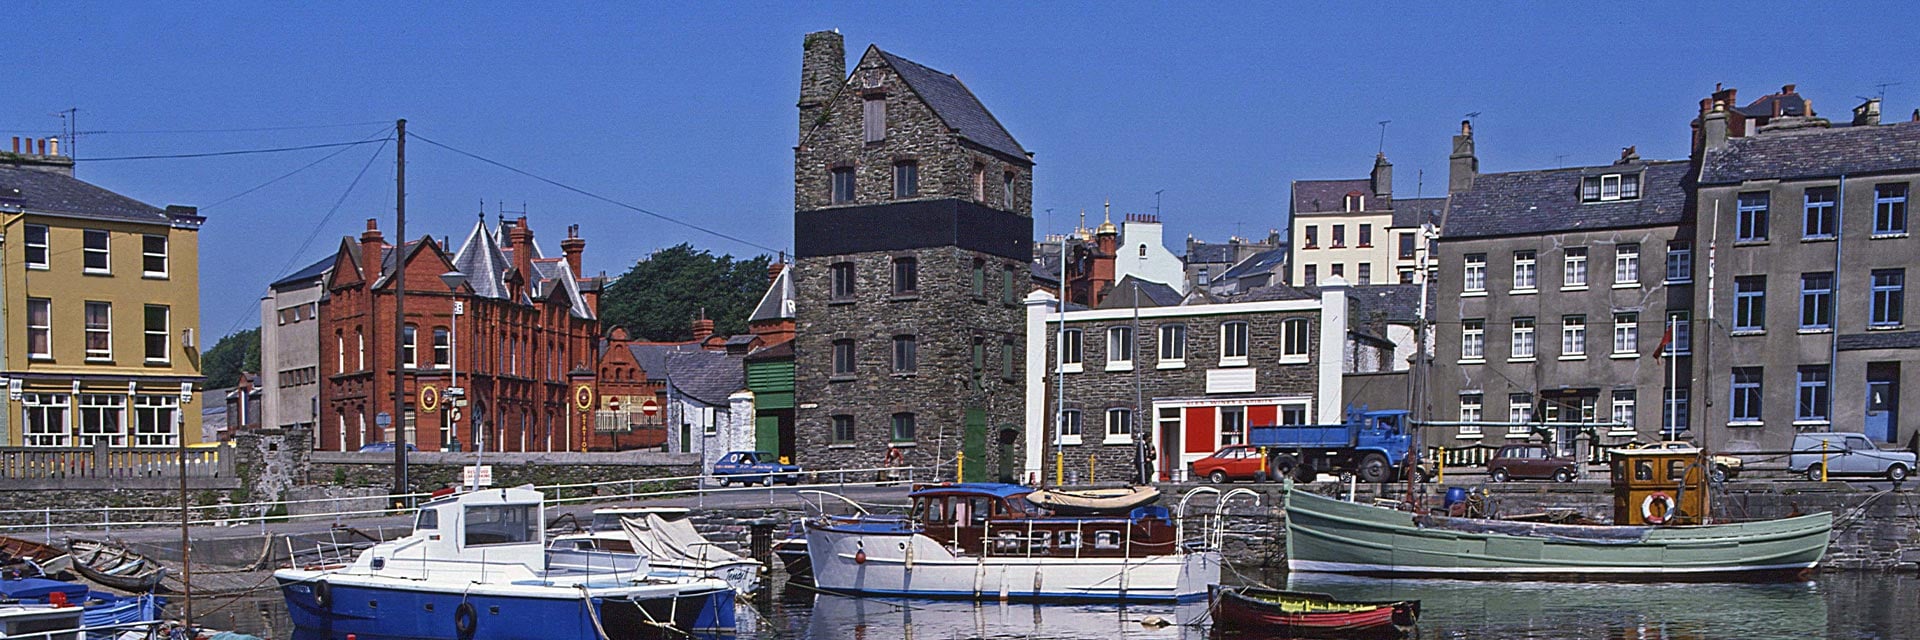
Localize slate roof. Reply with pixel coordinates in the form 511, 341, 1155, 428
666, 349, 746, 407
1345, 284, 1429, 325
1229, 281, 1317, 303
1444, 160, 1691, 239
1837, 331, 1920, 352
443, 218, 593, 320
1095, 275, 1183, 309
1392, 197, 1446, 229
745, 340, 794, 362
1733, 88, 1810, 119
1185, 242, 1237, 264
748, 266, 796, 323
875, 49, 1029, 163
1292, 179, 1383, 214
1218, 248, 1288, 282
0, 165, 171, 224
630, 343, 700, 381
271, 256, 334, 289
1700, 121, 1920, 185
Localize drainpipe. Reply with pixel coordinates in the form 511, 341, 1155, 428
1829, 175, 1845, 426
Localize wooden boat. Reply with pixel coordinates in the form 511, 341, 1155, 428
1210, 586, 1417, 638
0, 537, 71, 579
64, 541, 166, 593
1285, 448, 1834, 581
1025, 485, 1162, 515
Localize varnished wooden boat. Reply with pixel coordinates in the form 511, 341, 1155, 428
0, 536, 71, 578
66, 540, 166, 593
1025, 485, 1161, 515
1210, 586, 1417, 638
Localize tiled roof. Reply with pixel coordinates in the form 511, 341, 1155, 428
1837, 331, 1920, 352
0, 165, 171, 224
1292, 179, 1382, 214
667, 349, 745, 407
1095, 275, 1183, 309
1392, 197, 1446, 229
271, 256, 334, 289
748, 266, 796, 323
875, 49, 1029, 163
1444, 160, 1691, 239
1700, 121, 1920, 184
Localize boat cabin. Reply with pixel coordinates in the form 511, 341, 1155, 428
361, 486, 549, 581
1609, 448, 1709, 526
906, 483, 1176, 559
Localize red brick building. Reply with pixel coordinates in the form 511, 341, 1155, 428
317, 216, 606, 452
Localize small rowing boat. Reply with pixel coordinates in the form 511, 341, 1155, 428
1024, 485, 1161, 515
0, 537, 71, 580
65, 541, 166, 593
1209, 586, 1418, 638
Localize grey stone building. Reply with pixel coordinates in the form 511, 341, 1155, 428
1432, 127, 1696, 452
1691, 87, 1920, 454
1184, 232, 1283, 293
1022, 281, 1352, 483
261, 256, 330, 442
791, 31, 1033, 481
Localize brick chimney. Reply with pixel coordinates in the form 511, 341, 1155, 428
798, 30, 846, 144
691, 316, 715, 344
510, 216, 535, 286
360, 219, 386, 287
561, 224, 586, 279
768, 251, 787, 284
1448, 121, 1477, 194
4, 137, 75, 177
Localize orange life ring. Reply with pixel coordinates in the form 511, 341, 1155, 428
1641, 492, 1675, 525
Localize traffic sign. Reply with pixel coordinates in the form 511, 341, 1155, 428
639, 399, 661, 416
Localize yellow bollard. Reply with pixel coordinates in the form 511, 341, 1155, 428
1088, 453, 1096, 485
1055, 451, 1064, 486
1821, 439, 1829, 482
957, 451, 966, 483
1437, 447, 1447, 483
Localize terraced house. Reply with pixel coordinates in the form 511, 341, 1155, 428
0, 138, 204, 448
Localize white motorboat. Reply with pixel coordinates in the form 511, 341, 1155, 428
548, 507, 763, 594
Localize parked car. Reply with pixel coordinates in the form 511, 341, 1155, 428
1633, 441, 1745, 482
712, 451, 802, 486
1790, 433, 1916, 482
1190, 445, 1269, 483
358, 442, 418, 453
1487, 444, 1578, 483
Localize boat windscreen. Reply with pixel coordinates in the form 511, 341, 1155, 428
466, 504, 540, 546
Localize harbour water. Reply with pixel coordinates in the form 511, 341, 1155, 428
182, 569, 1916, 640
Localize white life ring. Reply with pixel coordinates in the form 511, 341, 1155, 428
1641, 492, 1675, 525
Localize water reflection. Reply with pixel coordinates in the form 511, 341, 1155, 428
799, 593, 1207, 640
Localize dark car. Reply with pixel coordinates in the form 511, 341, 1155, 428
1487, 444, 1578, 482
712, 451, 802, 486
358, 442, 419, 453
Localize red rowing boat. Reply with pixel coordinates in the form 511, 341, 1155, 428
1209, 585, 1418, 638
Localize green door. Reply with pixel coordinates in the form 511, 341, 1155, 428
755, 416, 780, 457
963, 407, 988, 482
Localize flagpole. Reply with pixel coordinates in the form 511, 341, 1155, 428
1667, 315, 1677, 441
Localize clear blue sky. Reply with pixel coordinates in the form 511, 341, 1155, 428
5, 2, 1915, 342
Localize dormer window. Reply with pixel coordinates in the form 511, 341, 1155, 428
1582, 173, 1641, 203
1344, 193, 1365, 212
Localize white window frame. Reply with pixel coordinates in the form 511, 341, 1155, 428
142, 234, 169, 278
1561, 316, 1587, 358
1219, 321, 1249, 367
1458, 393, 1483, 437
1106, 326, 1134, 371
1563, 248, 1588, 289
1060, 328, 1084, 373
75, 394, 128, 447
1610, 390, 1637, 436
1511, 317, 1535, 360
1218, 406, 1247, 447
1614, 244, 1639, 286
1105, 408, 1133, 444
1157, 324, 1186, 368
1512, 251, 1537, 292
1507, 394, 1534, 437
24, 224, 48, 270
1613, 313, 1639, 356
1281, 318, 1310, 364
1460, 320, 1485, 362
27, 298, 52, 361
1058, 409, 1083, 446
1463, 254, 1486, 293
84, 301, 112, 362
132, 395, 180, 448
433, 327, 451, 369
402, 324, 419, 368
82, 229, 110, 275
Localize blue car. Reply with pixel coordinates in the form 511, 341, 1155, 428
358, 442, 419, 453
712, 451, 802, 486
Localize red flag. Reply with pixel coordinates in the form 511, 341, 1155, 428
1654, 324, 1674, 359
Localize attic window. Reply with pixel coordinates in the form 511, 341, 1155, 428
1344, 193, 1365, 212
1582, 174, 1640, 203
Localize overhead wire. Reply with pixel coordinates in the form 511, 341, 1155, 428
1, 121, 392, 137
404, 130, 783, 255
200, 126, 395, 211
76, 139, 387, 162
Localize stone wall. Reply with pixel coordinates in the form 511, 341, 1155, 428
307, 452, 701, 496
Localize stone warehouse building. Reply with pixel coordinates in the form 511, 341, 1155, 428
1022, 281, 1354, 483
1691, 88, 1920, 454
791, 31, 1033, 480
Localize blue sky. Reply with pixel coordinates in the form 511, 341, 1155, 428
4, 2, 1915, 341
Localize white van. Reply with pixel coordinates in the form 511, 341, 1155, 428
1790, 432, 1915, 481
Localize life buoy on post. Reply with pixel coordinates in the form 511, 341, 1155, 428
454, 601, 478, 640
1641, 492, 1675, 525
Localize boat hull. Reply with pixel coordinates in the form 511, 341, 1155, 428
275, 574, 734, 640
1284, 489, 1833, 581
805, 523, 1217, 602
1209, 586, 1414, 638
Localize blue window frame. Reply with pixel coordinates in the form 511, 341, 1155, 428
1734, 276, 1766, 332
1800, 272, 1833, 331
1876, 184, 1908, 235
1872, 269, 1905, 328
1736, 192, 1769, 242
1796, 365, 1830, 423
1730, 368, 1762, 423
1803, 187, 1836, 239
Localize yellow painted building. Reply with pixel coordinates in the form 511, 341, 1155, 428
0, 143, 203, 447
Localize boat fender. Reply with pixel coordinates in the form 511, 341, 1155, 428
1642, 492, 1675, 525
312, 581, 330, 609
454, 602, 478, 640
855, 539, 867, 565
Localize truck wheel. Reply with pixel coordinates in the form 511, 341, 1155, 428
1294, 465, 1318, 483
1208, 470, 1228, 484
1490, 468, 1510, 483
1271, 455, 1298, 480
1357, 454, 1389, 483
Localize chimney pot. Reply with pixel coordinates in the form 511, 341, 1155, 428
1782, 84, 1796, 94
48, 137, 57, 156
10, 137, 18, 153
37, 139, 46, 155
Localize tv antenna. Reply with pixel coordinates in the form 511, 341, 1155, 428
1465, 111, 1482, 128
1376, 120, 1391, 154
1872, 81, 1902, 101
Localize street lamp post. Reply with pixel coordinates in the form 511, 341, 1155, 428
440, 271, 471, 481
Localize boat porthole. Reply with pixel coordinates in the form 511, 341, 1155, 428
489, 606, 500, 615
455, 602, 478, 640
368, 601, 377, 609
424, 603, 434, 612
898, 542, 907, 550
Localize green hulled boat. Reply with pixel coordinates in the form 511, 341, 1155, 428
1285, 448, 1833, 581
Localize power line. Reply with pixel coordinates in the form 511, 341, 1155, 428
76, 139, 386, 162
1, 121, 393, 136
201, 127, 394, 211
405, 130, 783, 255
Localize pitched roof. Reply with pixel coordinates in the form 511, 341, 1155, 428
630, 343, 700, 381
1292, 179, 1382, 214
446, 218, 593, 320
1228, 281, 1317, 303
1392, 197, 1446, 229
1700, 121, 1920, 184
666, 349, 746, 406
271, 256, 334, 289
0, 165, 171, 224
1218, 248, 1288, 282
875, 49, 1029, 163
1095, 275, 1183, 309
1345, 284, 1429, 325
1444, 160, 1691, 239
748, 266, 796, 323
1184, 242, 1237, 264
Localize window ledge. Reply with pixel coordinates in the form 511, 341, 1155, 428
1562, 285, 1590, 292
145, 359, 171, 366
1730, 329, 1765, 337
1792, 420, 1832, 427
1797, 328, 1833, 335
1103, 437, 1135, 446
1509, 357, 1537, 363
1612, 282, 1640, 289
29, 355, 52, 362
1461, 290, 1488, 298
887, 294, 920, 302
85, 357, 113, 363
83, 270, 112, 277
1060, 363, 1084, 374
1058, 437, 1083, 446
1871, 232, 1910, 239
828, 443, 856, 450
1105, 362, 1135, 372
1868, 324, 1906, 331
1504, 431, 1533, 439
828, 374, 857, 383
1455, 432, 1484, 440
1733, 240, 1770, 247
1607, 430, 1638, 438
26, 265, 49, 271
1156, 361, 1187, 370
1664, 279, 1693, 285
827, 299, 856, 307
888, 441, 917, 448
142, 274, 169, 280
1663, 351, 1692, 357
1279, 356, 1311, 365
890, 372, 917, 378
1728, 421, 1765, 428
1559, 355, 1588, 361
1509, 288, 1537, 296
1218, 357, 1250, 368
1459, 358, 1486, 365
1610, 352, 1640, 360
1801, 236, 1837, 243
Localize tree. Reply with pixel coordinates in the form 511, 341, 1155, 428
202, 327, 260, 389
599, 244, 774, 342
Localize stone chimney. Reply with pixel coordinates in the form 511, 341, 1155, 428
1448, 121, 1477, 194
359, 219, 386, 287
798, 30, 846, 143
4, 137, 75, 177
1370, 153, 1393, 205
1853, 98, 1882, 127
1700, 99, 1731, 152
509, 216, 535, 285
561, 224, 586, 279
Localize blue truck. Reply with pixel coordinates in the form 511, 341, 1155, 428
1248, 408, 1422, 483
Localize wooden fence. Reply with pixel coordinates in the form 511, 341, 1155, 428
0, 441, 236, 490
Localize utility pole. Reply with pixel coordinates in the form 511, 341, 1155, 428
176, 408, 191, 629
393, 119, 410, 503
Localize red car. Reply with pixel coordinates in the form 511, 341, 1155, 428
1190, 445, 1268, 483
